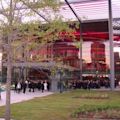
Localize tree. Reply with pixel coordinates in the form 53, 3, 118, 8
0, 0, 75, 120
0, 1, 22, 119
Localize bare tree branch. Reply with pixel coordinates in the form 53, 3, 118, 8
19, 0, 50, 23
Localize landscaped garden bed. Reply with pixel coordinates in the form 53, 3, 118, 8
77, 109, 120, 120
72, 105, 120, 120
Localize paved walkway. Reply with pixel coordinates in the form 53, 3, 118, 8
0, 87, 119, 107
0, 90, 53, 106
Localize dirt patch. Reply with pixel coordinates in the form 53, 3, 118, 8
73, 94, 109, 99
77, 109, 120, 120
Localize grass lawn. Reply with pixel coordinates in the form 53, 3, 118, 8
0, 90, 120, 120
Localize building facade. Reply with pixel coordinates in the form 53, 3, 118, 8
1, 19, 120, 89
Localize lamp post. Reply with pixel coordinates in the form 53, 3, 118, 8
96, 70, 98, 80
58, 69, 63, 93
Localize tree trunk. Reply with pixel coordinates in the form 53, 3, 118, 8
5, 45, 12, 120
5, 0, 13, 119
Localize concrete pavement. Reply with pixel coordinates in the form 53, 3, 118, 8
0, 87, 120, 107
0, 90, 53, 106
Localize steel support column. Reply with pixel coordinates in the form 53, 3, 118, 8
79, 24, 83, 81
108, 0, 115, 90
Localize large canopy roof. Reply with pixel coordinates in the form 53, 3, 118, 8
1, 0, 120, 24
18, 0, 120, 23
60, 0, 120, 41
60, 0, 120, 21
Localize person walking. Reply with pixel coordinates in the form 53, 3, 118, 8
44, 81, 48, 91
28, 81, 32, 92
22, 81, 28, 93
47, 81, 50, 91
31, 81, 35, 92
14, 81, 18, 93
37, 81, 41, 91
17, 81, 21, 93
41, 81, 44, 92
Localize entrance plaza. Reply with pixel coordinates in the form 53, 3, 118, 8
0, 90, 53, 107
0, 87, 120, 107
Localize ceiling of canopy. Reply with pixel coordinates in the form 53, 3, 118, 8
59, 0, 120, 21
21, 0, 120, 23
0, 0, 120, 23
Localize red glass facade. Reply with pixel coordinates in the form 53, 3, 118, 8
30, 20, 120, 80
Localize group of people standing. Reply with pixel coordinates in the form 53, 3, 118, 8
67, 78, 110, 90
13, 80, 50, 94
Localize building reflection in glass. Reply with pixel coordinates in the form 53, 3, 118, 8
114, 43, 120, 82
82, 40, 110, 76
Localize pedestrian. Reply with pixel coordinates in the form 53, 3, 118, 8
14, 81, 18, 92
22, 81, 27, 93
17, 81, 21, 93
41, 81, 44, 92
47, 81, 50, 91
44, 81, 48, 91
31, 81, 35, 92
28, 81, 32, 92
37, 80, 41, 91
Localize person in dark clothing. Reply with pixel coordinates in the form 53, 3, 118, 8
22, 81, 27, 93
31, 82, 35, 92
14, 81, 18, 92
41, 81, 44, 92
37, 81, 41, 91
28, 81, 32, 92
